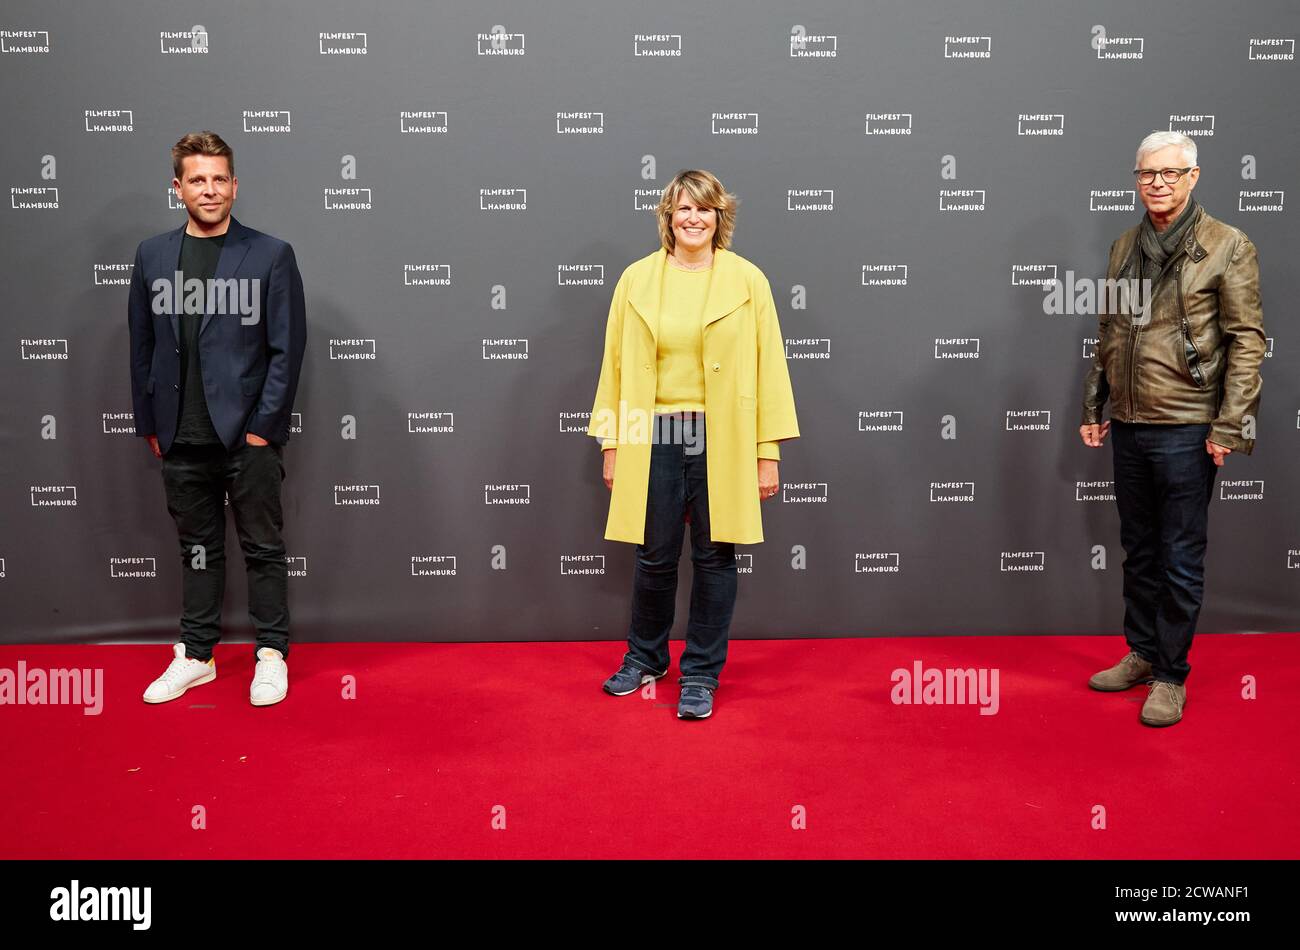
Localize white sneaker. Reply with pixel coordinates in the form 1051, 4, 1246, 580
143, 643, 216, 704
250, 647, 288, 706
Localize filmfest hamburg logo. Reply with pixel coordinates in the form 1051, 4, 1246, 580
735, 553, 754, 575
856, 553, 900, 573
320, 32, 366, 54
788, 189, 833, 211
11, 186, 58, 209
935, 338, 979, 359
484, 484, 530, 505
939, 189, 984, 211
1005, 410, 1050, 431
865, 113, 912, 135
1090, 188, 1135, 211
160, 25, 207, 54
1082, 336, 1099, 358
1012, 264, 1057, 287
712, 112, 758, 134
790, 27, 837, 57
784, 338, 830, 359
1219, 480, 1263, 501
1239, 190, 1283, 212
1092, 27, 1144, 59
944, 36, 990, 58
634, 34, 681, 56
483, 339, 528, 360
21, 339, 68, 360
324, 187, 371, 211
558, 265, 604, 286
243, 110, 290, 133
1000, 552, 1045, 572
1076, 481, 1115, 502
412, 556, 456, 576
557, 112, 603, 134
480, 188, 526, 210
93, 264, 132, 286
334, 485, 380, 506
1018, 114, 1064, 136
1288, 549, 1300, 570
31, 485, 77, 507
329, 338, 376, 360
561, 555, 606, 576
478, 27, 525, 55
405, 264, 451, 286
560, 411, 590, 433
401, 111, 447, 133
289, 412, 303, 435
1, 30, 49, 53
286, 556, 307, 578
1249, 38, 1294, 60
930, 481, 974, 502
781, 482, 828, 504
85, 110, 133, 133
634, 188, 661, 211
110, 557, 156, 578
408, 411, 453, 433
1168, 114, 1214, 136
102, 412, 134, 434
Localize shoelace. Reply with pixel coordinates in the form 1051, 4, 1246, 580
157, 657, 202, 687
252, 657, 285, 688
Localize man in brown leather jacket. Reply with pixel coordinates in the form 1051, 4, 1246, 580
1080, 130, 1265, 727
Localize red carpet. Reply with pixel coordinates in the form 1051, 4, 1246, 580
1, 635, 1296, 859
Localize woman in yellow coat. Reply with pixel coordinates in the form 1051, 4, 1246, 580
588, 169, 799, 719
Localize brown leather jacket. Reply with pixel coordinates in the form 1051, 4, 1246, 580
1081, 205, 1266, 453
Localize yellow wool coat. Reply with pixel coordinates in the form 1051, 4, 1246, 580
588, 248, 800, 544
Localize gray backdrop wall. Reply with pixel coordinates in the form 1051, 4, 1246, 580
2, 0, 1297, 646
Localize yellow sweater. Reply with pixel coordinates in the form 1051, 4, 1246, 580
647, 263, 780, 460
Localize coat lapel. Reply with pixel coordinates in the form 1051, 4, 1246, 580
625, 247, 752, 343
200, 216, 252, 336
162, 224, 185, 345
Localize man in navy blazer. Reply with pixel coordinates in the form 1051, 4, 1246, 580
130, 131, 306, 707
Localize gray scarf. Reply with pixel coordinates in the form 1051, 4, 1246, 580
1137, 195, 1199, 286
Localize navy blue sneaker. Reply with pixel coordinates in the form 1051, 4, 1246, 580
602, 663, 665, 696
677, 684, 714, 719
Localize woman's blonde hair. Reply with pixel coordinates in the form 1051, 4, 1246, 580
656, 169, 738, 253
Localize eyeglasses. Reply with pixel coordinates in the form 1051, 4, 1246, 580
1133, 167, 1193, 185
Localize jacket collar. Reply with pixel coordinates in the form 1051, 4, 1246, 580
161, 215, 252, 338
1118, 203, 1208, 277
626, 247, 751, 343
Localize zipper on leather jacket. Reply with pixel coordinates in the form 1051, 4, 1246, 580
1175, 264, 1206, 388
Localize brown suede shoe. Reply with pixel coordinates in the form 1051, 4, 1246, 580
1140, 681, 1186, 727
1088, 651, 1154, 691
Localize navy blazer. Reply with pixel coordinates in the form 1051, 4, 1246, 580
127, 216, 306, 453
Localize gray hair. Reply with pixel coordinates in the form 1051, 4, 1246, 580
1135, 130, 1197, 169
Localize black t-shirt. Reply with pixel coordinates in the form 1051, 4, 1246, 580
174, 231, 225, 445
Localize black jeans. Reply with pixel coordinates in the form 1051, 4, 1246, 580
1111, 421, 1218, 685
622, 413, 737, 689
161, 440, 289, 661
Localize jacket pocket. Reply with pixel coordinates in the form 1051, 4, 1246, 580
739, 395, 757, 409
1179, 323, 1206, 389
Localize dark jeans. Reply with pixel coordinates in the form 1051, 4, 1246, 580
1111, 421, 1217, 685
622, 413, 737, 690
161, 440, 289, 661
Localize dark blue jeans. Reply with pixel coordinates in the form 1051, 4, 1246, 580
1111, 421, 1218, 685
622, 413, 737, 689
161, 440, 290, 661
